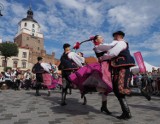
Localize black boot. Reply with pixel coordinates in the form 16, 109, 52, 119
101, 101, 112, 115
141, 88, 151, 101
47, 90, 51, 96
117, 98, 132, 120
35, 89, 41, 96
130, 89, 151, 101
35, 82, 41, 96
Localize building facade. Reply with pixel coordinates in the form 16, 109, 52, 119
0, 47, 29, 72
14, 7, 58, 68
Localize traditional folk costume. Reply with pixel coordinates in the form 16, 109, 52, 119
13, 69, 21, 90
95, 31, 150, 119
40, 63, 62, 96
32, 57, 44, 96
48, 64, 62, 89
59, 43, 85, 105
69, 36, 113, 114
59, 51, 85, 83
5, 71, 12, 89
24, 70, 32, 90
69, 62, 112, 94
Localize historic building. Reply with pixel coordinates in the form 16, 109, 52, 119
0, 7, 96, 72
0, 47, 30, 72
14, 7, 58, 69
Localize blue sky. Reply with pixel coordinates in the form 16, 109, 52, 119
0, 0, 160, 66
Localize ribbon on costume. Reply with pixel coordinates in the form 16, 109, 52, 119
73, 36, 95, 50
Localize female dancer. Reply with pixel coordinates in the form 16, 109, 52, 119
69, 35, 113, 114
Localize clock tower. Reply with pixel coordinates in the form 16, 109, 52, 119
14, 7, 44, 53
14, 7, 57, 66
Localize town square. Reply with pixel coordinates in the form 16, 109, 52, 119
0, 0, 160, 124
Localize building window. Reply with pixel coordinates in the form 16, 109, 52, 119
32, 33, 34, 36
22, 52, 27, 58
26, 44, 28, 47
32, 24, 35, 28
27, 37, 29, 40
2, 60, 7, 67
37, 47, 40, 50
24, 23, 27, 27
22, 61, 26, 68
38, 40, 40, 43
13, 61, 18, 68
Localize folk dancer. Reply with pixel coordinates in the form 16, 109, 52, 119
59, 43, 85, 105
69, 35, 113, 114
32, 57, 44, 96
96, 31, 151, 119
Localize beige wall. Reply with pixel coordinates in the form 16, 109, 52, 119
0, 47, 29, 72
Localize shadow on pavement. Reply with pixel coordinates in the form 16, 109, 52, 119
25, 90, 118, 118
44, 96, 119, 119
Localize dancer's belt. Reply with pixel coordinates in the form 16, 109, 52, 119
62, 68, 79, 71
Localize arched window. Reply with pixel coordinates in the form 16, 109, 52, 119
22, 52, 27, 58
24, 23, 27, 27
13, 61, 18, 68
2, 60, 7, 67
22, 61, 26, 68
32, 24, 35, 28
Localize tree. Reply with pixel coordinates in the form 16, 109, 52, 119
0, 41, 19, 67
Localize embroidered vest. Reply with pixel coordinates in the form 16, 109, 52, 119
59, 52, 78, 70
111, 42, 135, 68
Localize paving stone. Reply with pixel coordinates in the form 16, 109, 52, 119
0, 89, 160, 124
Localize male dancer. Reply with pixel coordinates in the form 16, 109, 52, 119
59, 43, 85, 105
32, 57, 44, 96
95, 31, 151, 119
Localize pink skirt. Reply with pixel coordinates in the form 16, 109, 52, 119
69, 62, 112, 94
42, 73, 52, 86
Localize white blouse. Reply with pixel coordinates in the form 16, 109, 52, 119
94, 40, 127, 61
68, 52, 85, 67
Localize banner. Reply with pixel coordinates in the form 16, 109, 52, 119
134, 51, 146, 73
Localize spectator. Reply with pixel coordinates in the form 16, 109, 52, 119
24, 69, 32, 90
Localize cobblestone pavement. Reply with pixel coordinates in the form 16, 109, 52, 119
0, 89, 159, 124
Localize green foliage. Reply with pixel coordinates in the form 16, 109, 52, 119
0, 42, 19, 58
3, 66, 12, 72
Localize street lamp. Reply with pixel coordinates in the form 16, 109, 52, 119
0, 3, 4, 16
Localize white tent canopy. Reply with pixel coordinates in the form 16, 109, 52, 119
131, 61, 159, 73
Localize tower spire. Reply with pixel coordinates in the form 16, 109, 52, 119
27, 6, 33, 19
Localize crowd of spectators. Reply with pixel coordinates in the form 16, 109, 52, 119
132, 68, 160, 96
1, 67, 160, 97
0, 68, 36, 90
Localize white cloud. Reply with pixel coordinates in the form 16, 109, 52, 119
1, 0, 160, 66
10, 3, 26, 17
107, 0, 160, 36
58, 0, 84, 11
130, 32, 160, 65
